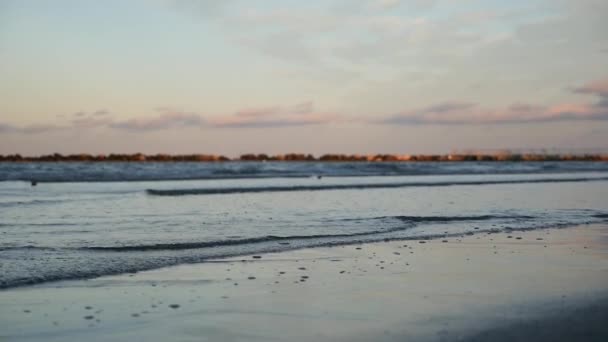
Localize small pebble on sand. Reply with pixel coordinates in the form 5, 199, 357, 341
248, 276, 256, 280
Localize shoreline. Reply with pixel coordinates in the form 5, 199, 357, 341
1, 224, 607, 341
2, 153, 608, 162
2, 221, 605, 291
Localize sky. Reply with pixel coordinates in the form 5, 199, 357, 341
0, 0, 607, 156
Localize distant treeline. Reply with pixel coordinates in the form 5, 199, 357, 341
1, 153, 608, 162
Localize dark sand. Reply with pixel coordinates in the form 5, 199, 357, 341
1, 224, 607, 341
465, 297, 608, 342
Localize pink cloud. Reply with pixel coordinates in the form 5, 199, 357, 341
573, 78, 608, 97
290, 101, 314, 115
0, 103, 338, 134
235, 106, 281, 118
210, 101, 338, 127
383, 78, 608, 125
210, 112, 340, 128
5, 77, 608, 135
71, 117, 114, 128
235, 102, 314, 118
20, 124, 63, 134
382, 102, 608, 125
110, 110, 204, 131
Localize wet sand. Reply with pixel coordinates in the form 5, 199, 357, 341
1, 224, 607, 341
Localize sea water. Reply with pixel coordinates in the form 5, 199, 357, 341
1, 161, 608, 288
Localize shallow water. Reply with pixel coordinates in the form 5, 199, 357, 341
1, 161, 608, 288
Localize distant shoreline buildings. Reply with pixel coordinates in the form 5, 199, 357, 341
1, 152, 607, 162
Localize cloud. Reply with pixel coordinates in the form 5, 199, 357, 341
72, 109, 110, 117
381, 79, 608, 125
110, 110, 204, 131
419, 102, 477, 114
19, 124, 63, 134
5, 77, 608, 134
381, 101, 479, 125
209, 101, 340, 128
382, 100, 608, 126
235, 106, 281, 118
231, 102, 317, 118
106, 102, 333, 130
71, 117, 113, 128
0, 122, 64, 134
93, 109, 109, 116
572, 78, 608, 110
209, 115, 339, 128
0, 123, 18, 133
291, 101, 314, 115
573, 79, 608, 97
1, 102, 338, 134
508, 103, 544, 113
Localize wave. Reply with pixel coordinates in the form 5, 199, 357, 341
31, 215, 528, 252
2, 161, 608, 183
2, 212, 607, 289
81, 234, 379, 252
147, 176, 608, 196
0, 198, 75, 208
390, 214, 534, 222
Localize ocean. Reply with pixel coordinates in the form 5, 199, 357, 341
1, 161, 608, 289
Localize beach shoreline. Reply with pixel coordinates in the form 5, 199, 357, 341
1, 223, 607, 341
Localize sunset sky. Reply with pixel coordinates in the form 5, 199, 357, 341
1, 0, 607, 156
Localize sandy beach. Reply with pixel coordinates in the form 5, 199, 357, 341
1, 224, 607, 341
